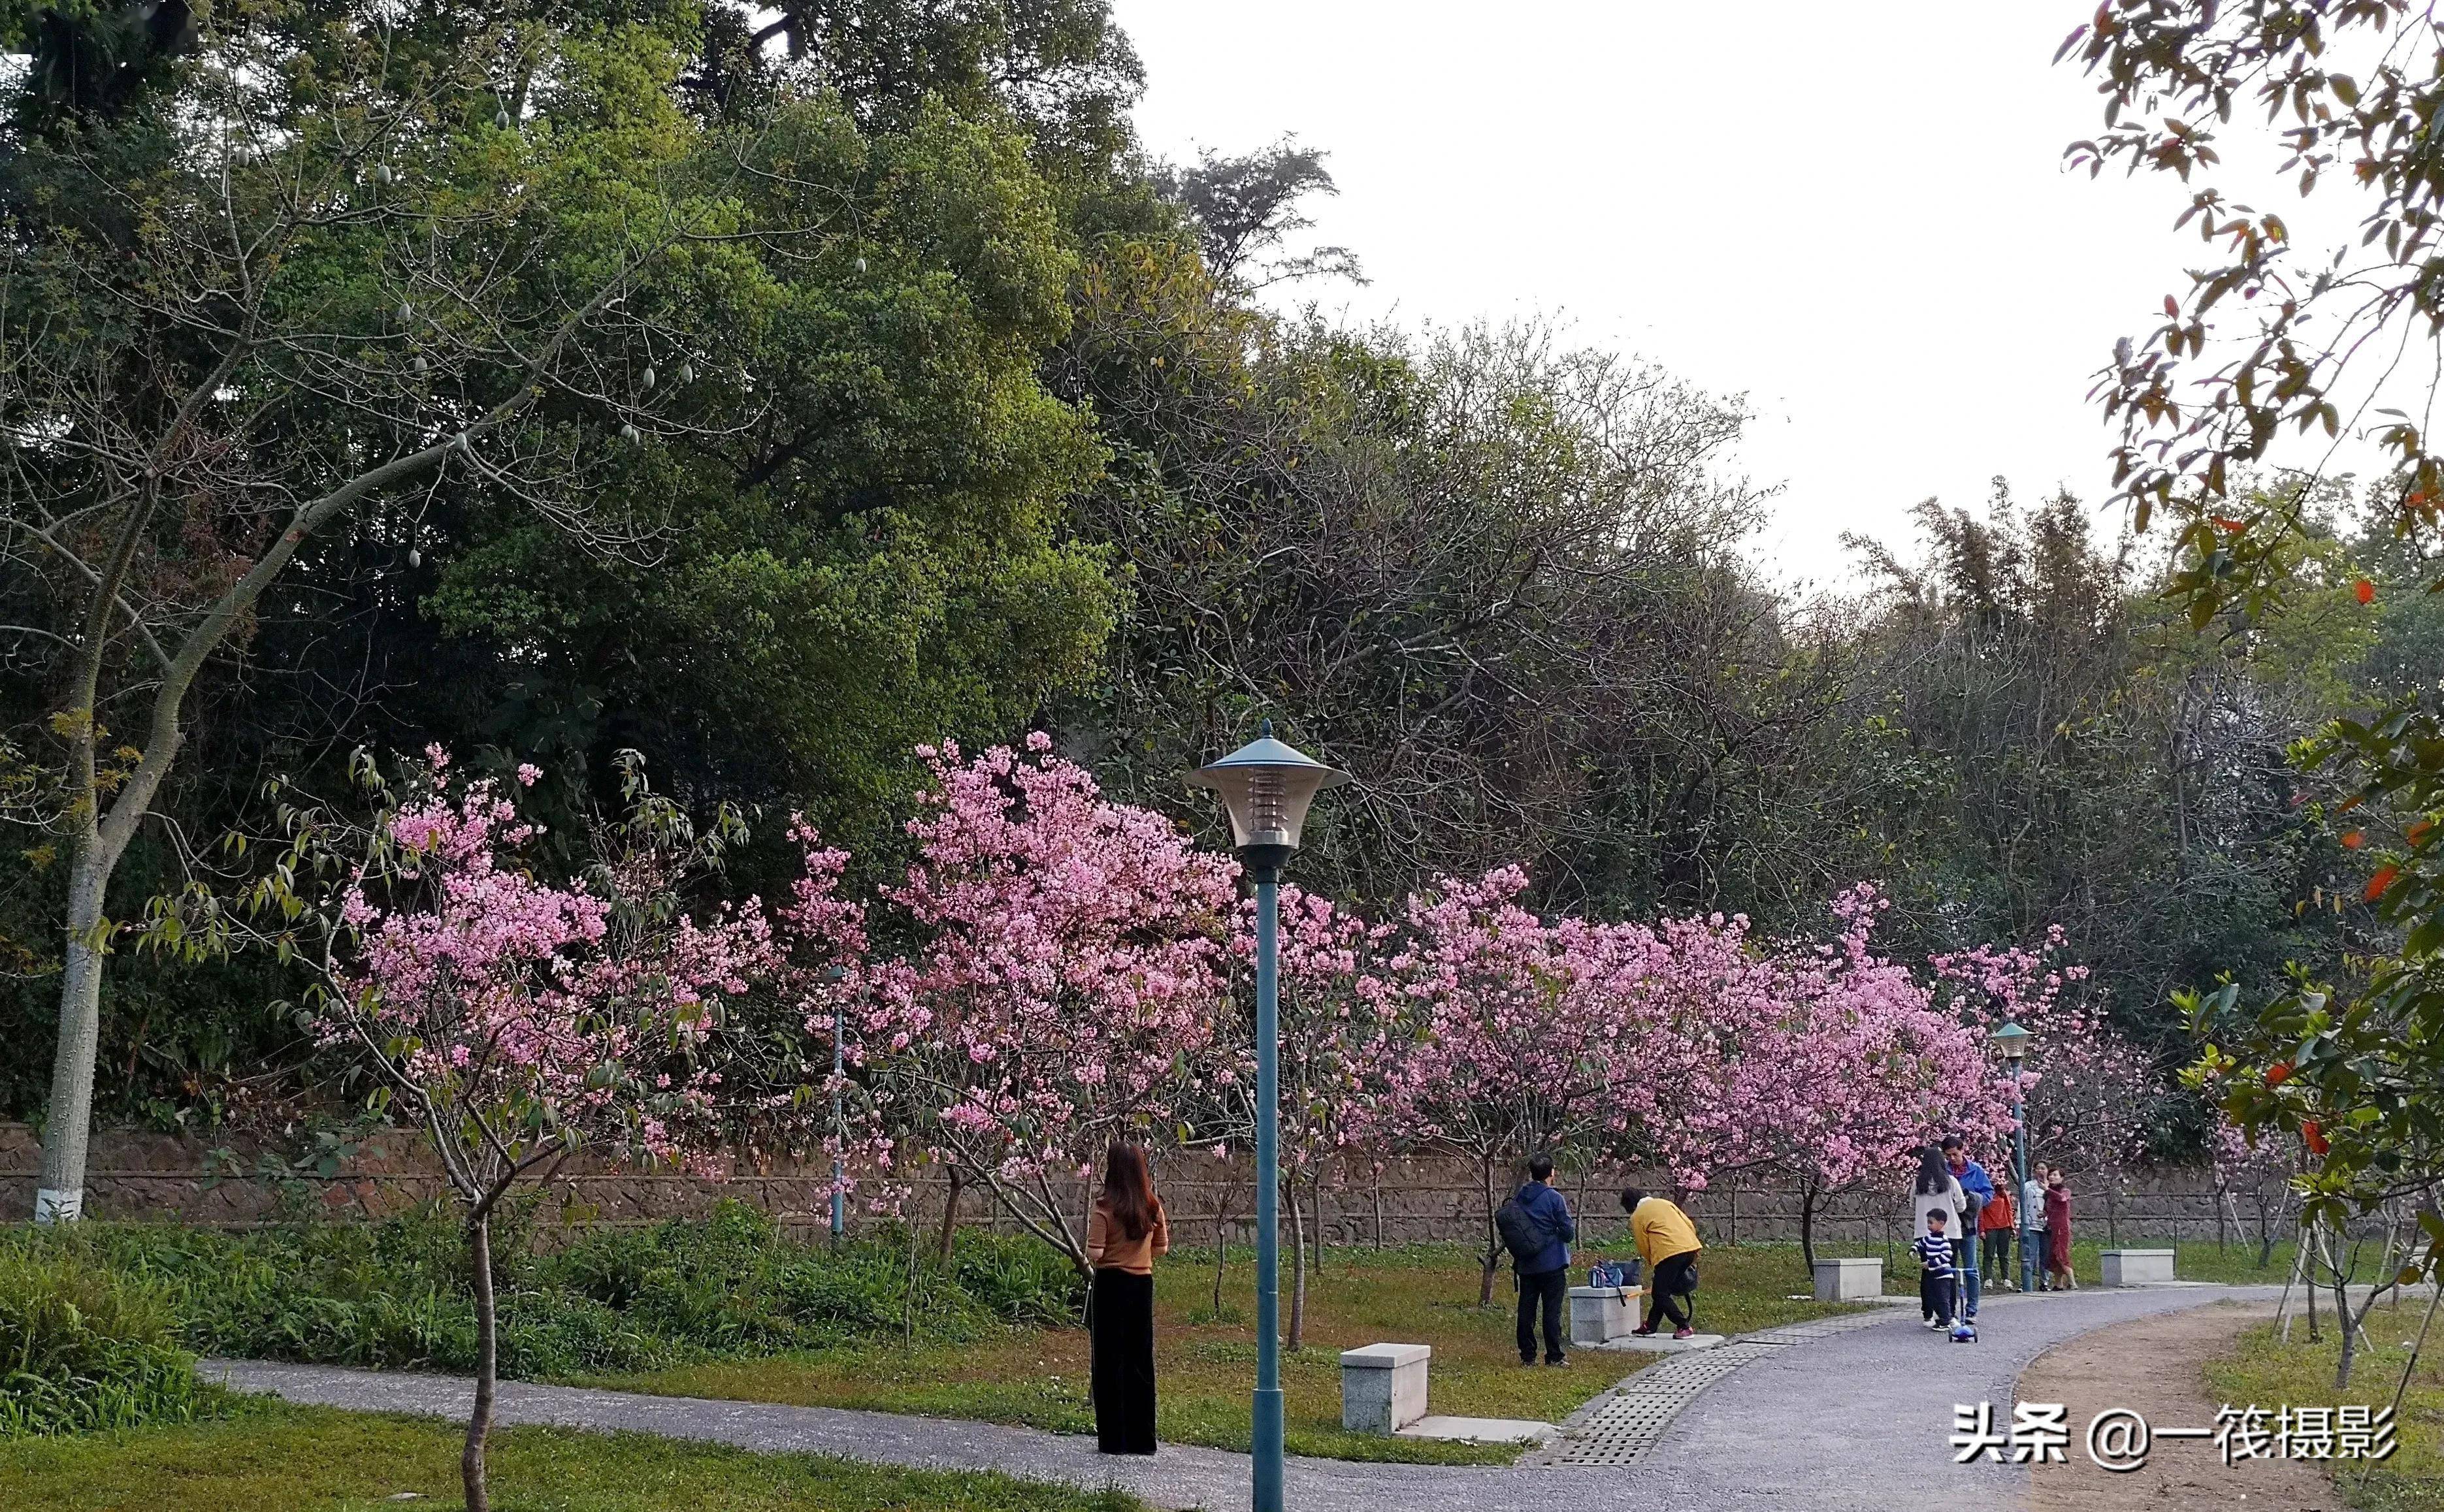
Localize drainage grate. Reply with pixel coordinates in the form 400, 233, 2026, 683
1540, 1308, 1907, 1466
1542, 1342, 1782, 1466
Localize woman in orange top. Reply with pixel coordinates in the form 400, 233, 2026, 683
1086, 1140, 1169, 1455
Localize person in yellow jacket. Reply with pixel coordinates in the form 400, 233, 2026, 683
1621, 1187, 1702, 1339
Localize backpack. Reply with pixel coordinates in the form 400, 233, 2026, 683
1495, 1193, 1547, 1266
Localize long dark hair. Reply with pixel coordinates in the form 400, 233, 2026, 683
1101, 1141, 1157, 1241
1913, 1144, 1951, 1197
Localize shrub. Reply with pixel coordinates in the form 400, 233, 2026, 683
1, 1202, 1085, 1383
0, 1250, 205, 1435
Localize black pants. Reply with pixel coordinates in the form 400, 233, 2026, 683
1516, 1266, 1568, 1362
1090, 1268, 1157, 1454
1919, 1270, 1955, 1325
1645, 1252, 1695, 1331
1982, 1229, 2011, 1279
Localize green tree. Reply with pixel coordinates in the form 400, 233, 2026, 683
0, 0, 1118, 1212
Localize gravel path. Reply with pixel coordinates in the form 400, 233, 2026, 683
206, 1283, 2283, 1512
2021, 1300, 2338, 1511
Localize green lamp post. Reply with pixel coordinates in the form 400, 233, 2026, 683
1991, 1020, 2033, 1293
1188, 722, 1347, 1512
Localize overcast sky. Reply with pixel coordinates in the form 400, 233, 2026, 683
1108, 2, 2373, 587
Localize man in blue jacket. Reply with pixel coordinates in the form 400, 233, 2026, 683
1942, 1134, 1995, 1319
1510, 1153, 1578, 1366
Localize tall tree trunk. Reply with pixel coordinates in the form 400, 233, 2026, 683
1373, 1179, 1384, 1251
1476, 1157, 1501, 1308
2306, 1238, 2324, 1343
34, 855, 110, 1222
937, 1165, 964, 1263
1212, 1188, 1230, 1315
1286, 1174, 1307, 1349
2334, 1228, 2360, 1389
1799, 1186, 1819, 1276
1310, 1180, 1326, 1278
464, 1215, 498, 1512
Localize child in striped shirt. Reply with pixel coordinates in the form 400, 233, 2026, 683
1914, 1208, 1957, 1328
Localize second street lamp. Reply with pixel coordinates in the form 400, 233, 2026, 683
1991, 1020, 2033, 1293
1188, 722, 1347, 1512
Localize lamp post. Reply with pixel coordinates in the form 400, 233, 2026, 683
1188, 722, 1348, 1512
1991, 1020, 2032, 1294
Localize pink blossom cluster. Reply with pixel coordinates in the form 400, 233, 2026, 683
1931, 928, 2158, 1177
327, 752, 835, 1201
847, 736, 1238, 1263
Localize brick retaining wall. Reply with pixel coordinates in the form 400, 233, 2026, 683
0, 1123, 2289, 1247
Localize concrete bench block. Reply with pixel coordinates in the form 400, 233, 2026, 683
1813, 1257, 1885, 1301
1340, 1342, 1431, 1434
1569, 1285, 1643, 1346
2100, 1248, 2175, 1286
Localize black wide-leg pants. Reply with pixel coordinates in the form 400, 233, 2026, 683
1090, 1267, 1158, 1454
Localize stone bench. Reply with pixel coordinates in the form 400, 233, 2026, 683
1569, 1285, 1644, 1346
1341, 1342, 1430, 1434
1812, 1257, 1885, 1301
2100, 1248, 2176, 1286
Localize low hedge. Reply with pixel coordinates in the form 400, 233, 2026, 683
5, 1201, 1084, 1381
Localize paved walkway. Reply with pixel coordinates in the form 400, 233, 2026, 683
208, 1283, 2283, 1512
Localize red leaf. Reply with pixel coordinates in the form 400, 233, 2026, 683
2164, 295, 2181, 317
2366, 865, 2401, 903
2304, 1119, 2330, 1156
2342, 830, 2366, 849
2356, 578, 2377, 604
2266, 1060, 2292, 1087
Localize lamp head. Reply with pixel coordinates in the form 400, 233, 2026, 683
1991, 1020, 2031, 1064
1186, 722, 1349, 856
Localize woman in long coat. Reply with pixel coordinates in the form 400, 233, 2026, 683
2042, 1165, 2076, 1290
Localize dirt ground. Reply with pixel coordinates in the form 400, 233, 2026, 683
2021, 1300, 2340, 1512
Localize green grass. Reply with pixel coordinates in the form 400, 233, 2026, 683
2203, 1298, 2444, 1511
589, 1240, 1865, 1465
0, 1396, 1143, 1511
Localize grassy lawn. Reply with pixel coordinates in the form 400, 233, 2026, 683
2203, 1296, 2444, 1512
588, 1240, 1861, 1464
0, 1396, 1142, 1512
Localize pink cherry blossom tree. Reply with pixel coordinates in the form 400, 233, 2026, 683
307, 750, 846, 1512
2211, 1112, 2299, 1268
1381, 867, 1651, 1305
855, 735, 1237, 1276
1932, 930, 2158, 1243
1697, 886, 2013, 1273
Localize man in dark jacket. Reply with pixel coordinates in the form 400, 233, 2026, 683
1510, 1153, 1577, 1366
1942, 1134, 1995, 1319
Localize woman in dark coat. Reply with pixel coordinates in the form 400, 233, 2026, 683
2042, 1165, 2076, 1290
1086, 1140, 1169, 1455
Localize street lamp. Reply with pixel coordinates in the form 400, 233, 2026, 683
1992, 1020, 2032, 1293
1188, 722, 1348, 1512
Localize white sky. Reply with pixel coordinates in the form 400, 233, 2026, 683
1109, 1, 2381, 588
